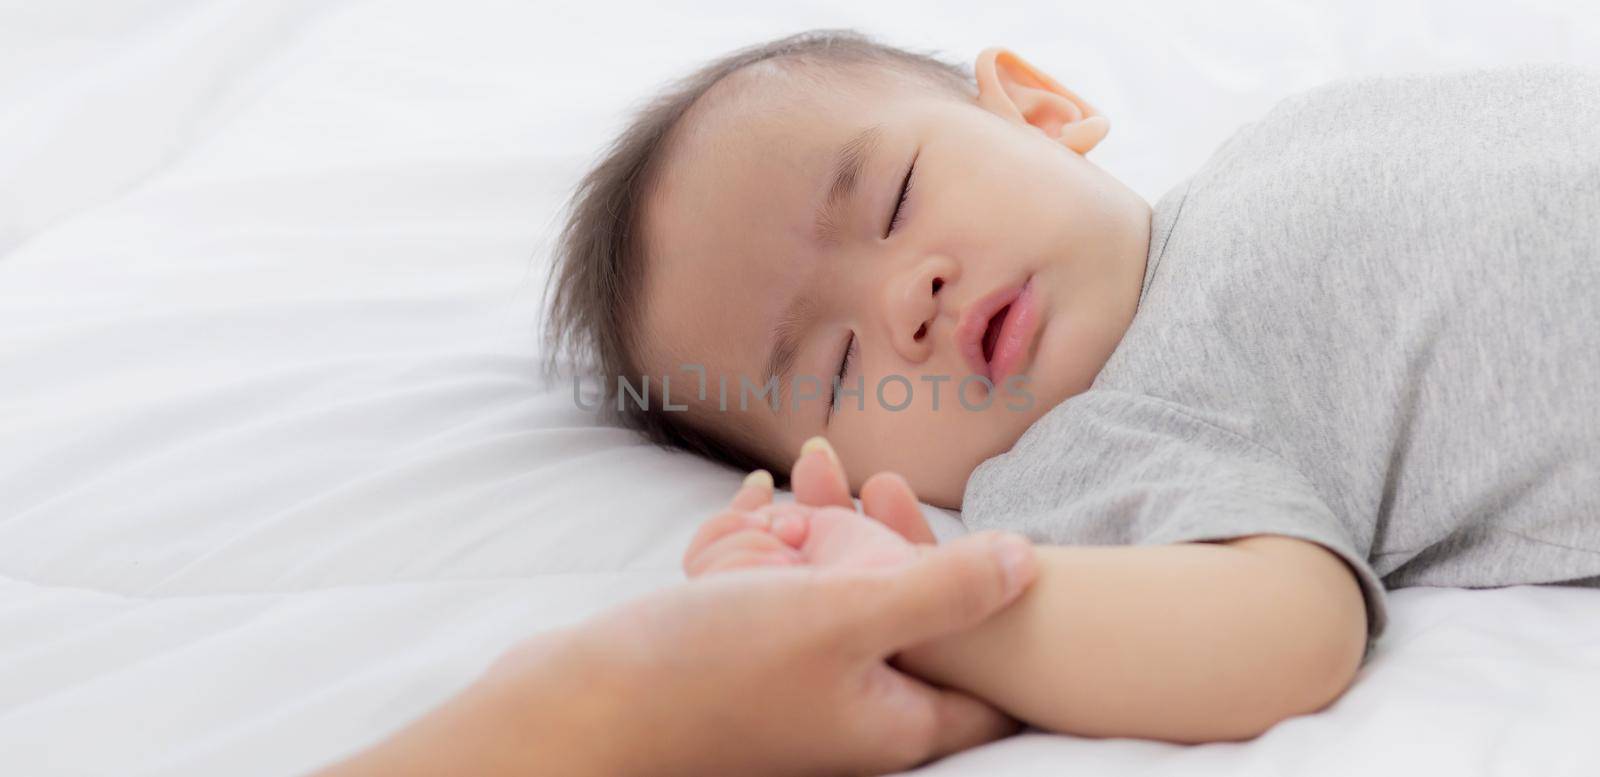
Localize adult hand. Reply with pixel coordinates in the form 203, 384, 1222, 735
315, 527, 1037, 777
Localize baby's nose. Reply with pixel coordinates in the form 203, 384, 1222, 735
886, 256, 957, 360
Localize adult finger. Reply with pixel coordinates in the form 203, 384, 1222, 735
861, 671, 1021, 771
923, 686, 1021, 762
860, 471, 937, 544
852, 531, 1038, 653
791, 436, 853, 509
730, 469, 776, 511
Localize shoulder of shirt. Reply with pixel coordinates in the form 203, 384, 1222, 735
1185, 63, 1600, 186
965, 389, 1305, 491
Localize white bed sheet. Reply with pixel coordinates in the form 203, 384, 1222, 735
2, 1, 1598, 775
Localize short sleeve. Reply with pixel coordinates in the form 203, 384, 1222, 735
962, 390, 1389, 659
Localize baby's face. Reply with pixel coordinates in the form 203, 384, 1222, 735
638, 51, 1152, 508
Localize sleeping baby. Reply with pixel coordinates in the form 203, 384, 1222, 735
542, 28, 1600, 743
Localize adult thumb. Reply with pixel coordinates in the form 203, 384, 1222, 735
857, 531, 1037, 653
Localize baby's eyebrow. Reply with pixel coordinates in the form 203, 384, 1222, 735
813, 124, 884, 249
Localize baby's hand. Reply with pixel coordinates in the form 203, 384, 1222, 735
681, 470, 804, 577
683, 436, 936, 578
792, 503, 920, 569
684, 463, 934, 578
682, 494, 918, 578
789, 437, 937, 545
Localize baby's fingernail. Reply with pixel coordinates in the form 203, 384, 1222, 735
993, 533, 1036, 596
800, 436, 839, 467
742, 469, 774, 492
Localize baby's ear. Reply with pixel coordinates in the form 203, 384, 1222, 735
973, 47, 1110, 155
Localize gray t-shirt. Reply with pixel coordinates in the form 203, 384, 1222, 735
961, 64, 1600, 660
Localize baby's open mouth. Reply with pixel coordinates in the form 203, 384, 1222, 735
981, 304, 1013, 365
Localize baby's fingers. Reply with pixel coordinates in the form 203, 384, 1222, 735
730, 469, 775, 511
792, 437, 853, 509
700, 547, 803, 575
861, 471, 937, 544
682, 471, 778, 574
683, 510, 768, 573
685, 528, 801, 577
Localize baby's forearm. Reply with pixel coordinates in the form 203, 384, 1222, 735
896, 538, 1365, 743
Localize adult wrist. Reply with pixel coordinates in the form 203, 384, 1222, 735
320, 629, 644, 777
472, 629, 646, 777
